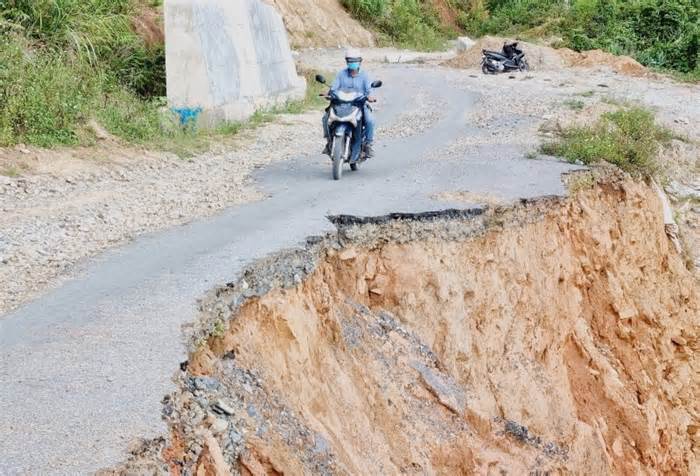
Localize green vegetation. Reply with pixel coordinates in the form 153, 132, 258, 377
541, 107, 673, 177
0, 0, 326, 152
467, 0, 699, 76
564, 99, 585, 110
341, 0, 449, 50
566, 171, 596, 194
0, 0, 166, 147
342, 0, 699, 78
146, 70, 331, 158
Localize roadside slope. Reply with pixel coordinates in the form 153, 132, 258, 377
268, 0, 374, 48
112, 171, 699, 474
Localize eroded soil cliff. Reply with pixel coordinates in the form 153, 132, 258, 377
107, 170, 699, 475
268, 0, 374, 48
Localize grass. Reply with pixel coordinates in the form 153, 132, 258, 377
341, 0, 448, 51
566, 171, 596, 194
461, 0, 699, 78
541, 106, 673, 178
668, 68, 700, 83
567, 171, 596, 196
0, 11, 329, 157
0, 0, 166, 148
1, 0, 325, 154
146, 70, 331, 158
564, 99, 585, 111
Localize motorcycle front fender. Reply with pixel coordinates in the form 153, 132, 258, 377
334, 123, 352, 138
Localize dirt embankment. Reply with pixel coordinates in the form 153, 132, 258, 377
447, 35, 650, 77
107, 170, 699, 475
268, 0, 374, 48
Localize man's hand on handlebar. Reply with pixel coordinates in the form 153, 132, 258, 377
368, 96, 377, 103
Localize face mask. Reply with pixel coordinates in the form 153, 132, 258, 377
347, 62, 360, 71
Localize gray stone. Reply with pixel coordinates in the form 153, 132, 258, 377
666, 181, 700, 200
228, 427, 244, 445
210, 417, 229, 434
455, 36, 476, 51
212, 400, 236, 416
193, 376, 221, 391
412, 362, 467, 415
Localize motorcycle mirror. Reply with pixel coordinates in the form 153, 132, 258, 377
315, 74, 326, 84
371, 80, 383, 88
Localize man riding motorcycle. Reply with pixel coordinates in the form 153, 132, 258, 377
322, 48, 377, 158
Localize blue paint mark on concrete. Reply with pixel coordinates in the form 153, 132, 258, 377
173, 107, 203, 126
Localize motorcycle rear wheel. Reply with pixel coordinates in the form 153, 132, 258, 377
332, 136, 345, 181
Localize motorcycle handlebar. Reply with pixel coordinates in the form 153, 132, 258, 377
319, 94, 377, 103
322, 94, 376, 103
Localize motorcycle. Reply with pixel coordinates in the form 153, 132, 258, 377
316, 74, 382, 181
481, 41, 529, 74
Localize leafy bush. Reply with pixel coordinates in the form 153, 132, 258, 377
464, 0, 567, 36
0, 0, 165, 98
473, 0, 699, 75
0, 37, 97, 146
562, 0, 699, 74
0, 0, 169, 147
343, 0, 699, 77
341, 0, 447, 50
541, 107, 673, 177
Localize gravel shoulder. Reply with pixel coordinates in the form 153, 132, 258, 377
0, 113, 319, 314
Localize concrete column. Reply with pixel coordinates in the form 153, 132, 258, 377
165, 0, 306, 127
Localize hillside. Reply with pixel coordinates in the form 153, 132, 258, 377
341, 0, 700, 79
268, 0, 374, 48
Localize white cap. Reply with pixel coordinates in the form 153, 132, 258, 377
345, 48, 362, 61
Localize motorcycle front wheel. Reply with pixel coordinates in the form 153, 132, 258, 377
482, 62, 495, 75
519, 59, 529, 72
332, 136, 345, 181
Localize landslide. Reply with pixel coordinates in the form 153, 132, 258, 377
268, 0, 374, 48
109, 171, 699, 475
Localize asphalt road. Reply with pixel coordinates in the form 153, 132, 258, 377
0, 66, 578, 474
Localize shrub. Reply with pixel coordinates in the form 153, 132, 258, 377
0, 0, 165, 98
344, 0, 699, 78
0, 37, 98, 146
341, 0, 447, 50
0, 0, 169, 147
541, 107, 673, 177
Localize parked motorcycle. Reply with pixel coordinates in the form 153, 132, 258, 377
316, 74, 382, 181
481, 41, 529, 74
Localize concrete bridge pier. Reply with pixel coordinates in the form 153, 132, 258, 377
165, 0, 306, 127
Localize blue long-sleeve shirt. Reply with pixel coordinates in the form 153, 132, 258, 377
330, 69, 373, 96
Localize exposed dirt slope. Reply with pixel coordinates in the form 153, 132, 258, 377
109, 171, 699, 475
446, 35, 649, 76
267, 0, 374, 48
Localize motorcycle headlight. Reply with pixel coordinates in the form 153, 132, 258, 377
330, 107, 359, 127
